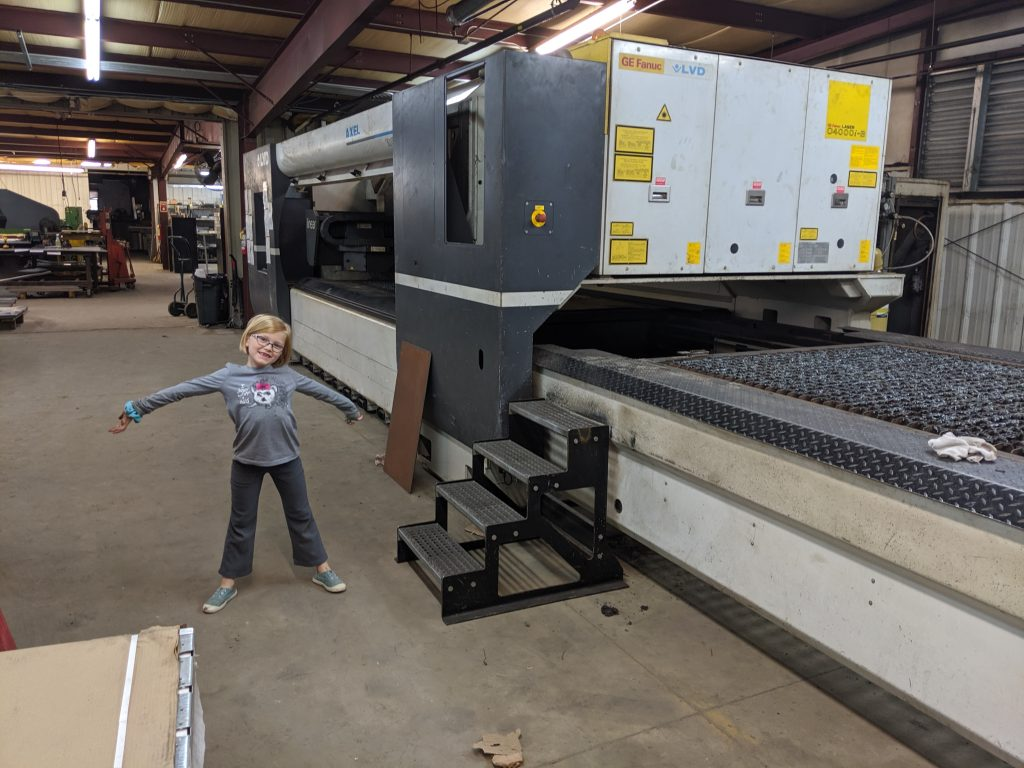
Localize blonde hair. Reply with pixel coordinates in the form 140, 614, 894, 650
240, 314, 293, 367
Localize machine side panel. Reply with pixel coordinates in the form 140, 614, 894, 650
599, 40, 719, 276
795, 70, 892, 272
705, 56, 809, 274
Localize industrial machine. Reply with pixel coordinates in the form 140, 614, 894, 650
243, 44, 1023, 764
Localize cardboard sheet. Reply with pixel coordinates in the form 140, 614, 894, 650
0, 625, 181, 767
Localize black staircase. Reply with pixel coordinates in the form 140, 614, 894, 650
397, 399, 625, 623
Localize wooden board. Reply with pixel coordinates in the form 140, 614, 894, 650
383, 342, 432, 493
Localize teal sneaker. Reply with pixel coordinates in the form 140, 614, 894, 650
312, 569, 346, 593
202, 586, 237, 614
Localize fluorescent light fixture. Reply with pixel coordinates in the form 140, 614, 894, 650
102, 162, 113, 167
87, 138, 96, 158
535, 0, 635, 55
0, 163, 84, 174
84, 0, 101, 81
173, 153, 188, 169
81, 160, 102, 168
32, 158, 52, 166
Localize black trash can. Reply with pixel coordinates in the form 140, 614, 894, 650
193, 273, 229, 326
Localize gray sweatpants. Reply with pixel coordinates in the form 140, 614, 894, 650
219, 457, 329, 579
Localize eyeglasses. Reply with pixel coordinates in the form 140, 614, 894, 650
252, 333, 285, 353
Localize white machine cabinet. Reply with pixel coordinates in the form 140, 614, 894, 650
794, 69, 892, 272
704, 56, 809, 274
585, 39, 892, 278
599, 40, 719, 276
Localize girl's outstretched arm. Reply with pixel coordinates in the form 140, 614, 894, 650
292, 371, 363, 423
109, 369, 227, 434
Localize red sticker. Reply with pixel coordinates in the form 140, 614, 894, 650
837, 186, 846, 193
752, 181, 763, 190
655, 177, 667, 186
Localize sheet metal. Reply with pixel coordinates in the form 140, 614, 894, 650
667, 343, 1024, 454
535, 345, 1024, 531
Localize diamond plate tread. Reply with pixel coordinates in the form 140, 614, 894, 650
510, 400, 604, 434
667, 343, 1024, 455
438, 480, 524, 528
535, 347, 1024, 531
475, 439, 563, 481
398, 522, 481, 580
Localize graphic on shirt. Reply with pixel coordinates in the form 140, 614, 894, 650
237, 378, 280, 408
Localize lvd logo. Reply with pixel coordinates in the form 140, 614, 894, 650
672, 63, 706, 76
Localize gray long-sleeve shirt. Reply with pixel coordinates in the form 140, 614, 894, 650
133, 363, 360, 466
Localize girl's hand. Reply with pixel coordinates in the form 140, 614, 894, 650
109, 411, 132, 434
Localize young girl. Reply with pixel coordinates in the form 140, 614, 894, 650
110, 314, 363, 614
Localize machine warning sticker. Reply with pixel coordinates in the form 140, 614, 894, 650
657, 105, 672, 122
686, 242, 701, 265
613, 154, 653, 182
610, 221, 634, 236
799, 228, 819, 241
615, 125, 655, 155
859, 240, 873, 264
610, 239, 649, 264
618, 54, 664, 74
778, 242, 792, 264
848, 170, 878, 188
850, 144, 880, 170
825, 81, 871, 141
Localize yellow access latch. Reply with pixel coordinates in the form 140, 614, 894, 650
530, 205, 547, 228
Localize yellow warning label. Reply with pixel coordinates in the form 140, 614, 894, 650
858, 240, 872, 264
618, 53, 664, 75
613, 154, 653, 182
848, 170, 878, 188
614, 125, 654, 155
610, 239, 649, 265
778, 242, 792, 264
825, 81, 871, 141
799, 228, 819, 241
686, 242, 701, 265
610, 221, 634, 236
850, 144, 880, 170
657, 104, 672, 122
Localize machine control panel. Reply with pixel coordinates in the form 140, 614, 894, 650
831, 192, 849, 209
746, 189, 766, 206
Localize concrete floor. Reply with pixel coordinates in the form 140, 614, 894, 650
0, 261, 1009, 767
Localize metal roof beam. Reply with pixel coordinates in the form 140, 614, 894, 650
0, 139, 161, 160
0, 69, 240, 105
637, 0, 840, 38
368, 5, 534, 48
0, 125, 168, 143
0, 4, 284, 59
156, 0, 313, 18
769, 0, 983, 63
0, 113, 176, 135
244, 0, 391, 135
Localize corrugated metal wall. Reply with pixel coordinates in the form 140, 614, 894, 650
0, 171, 90, 214
932, 202, 1024, 350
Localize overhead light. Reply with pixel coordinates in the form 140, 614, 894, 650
535, 0, 635, 55
83, 0, 101, 81
32, 158, 51, 166
81, 160, 102, 168
102, 162, 113, 167
173, 152, 188, 169
0, 163, 84, 174
87, 138, 96, 158
445, 0, 495, 26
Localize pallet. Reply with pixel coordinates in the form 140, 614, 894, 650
0, 306, 26, 330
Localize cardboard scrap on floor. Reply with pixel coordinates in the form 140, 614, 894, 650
474, 729, 523, 767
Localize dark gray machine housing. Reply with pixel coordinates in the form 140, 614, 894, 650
242, 145, 311, 321
394, 50, 606, 445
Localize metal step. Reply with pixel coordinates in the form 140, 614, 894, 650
475, 439, 562, 483
438, 480, 524, 532
397, 522, 481, 584
510, 399, 603, 435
